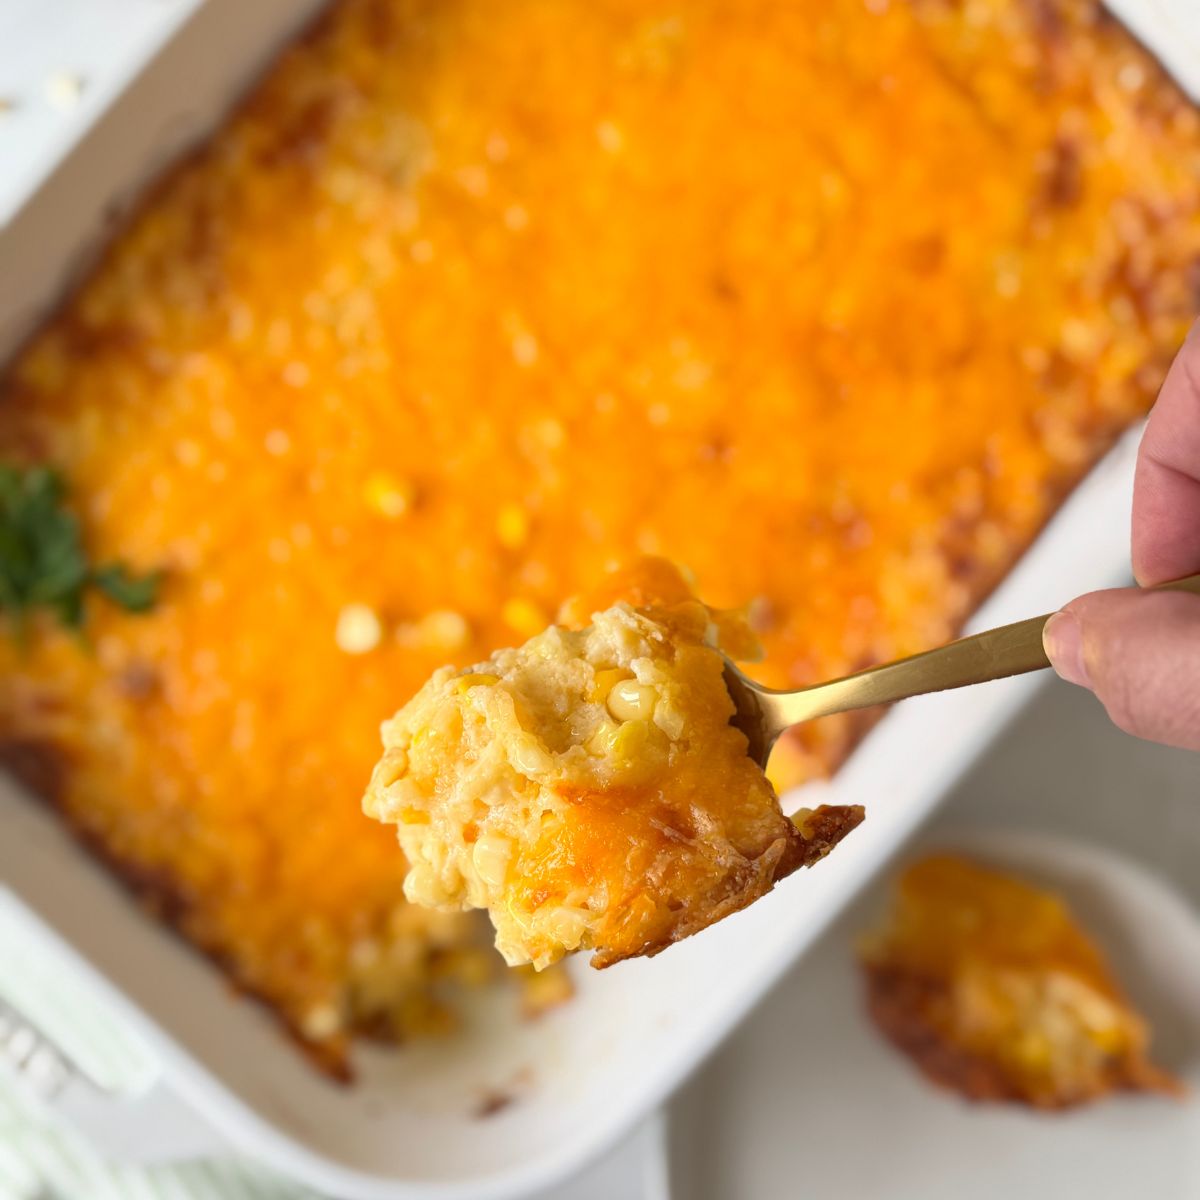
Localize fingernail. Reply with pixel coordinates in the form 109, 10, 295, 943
1043, 611, 1090, 688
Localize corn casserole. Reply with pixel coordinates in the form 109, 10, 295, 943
860, 855, 1179, 1108
1, 0, 1199, 1075
364, 560, 863, 968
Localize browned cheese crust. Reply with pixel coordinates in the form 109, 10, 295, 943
2, 0, 1199, 1072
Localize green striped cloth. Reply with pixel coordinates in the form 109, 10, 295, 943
0, 901, 320, 1200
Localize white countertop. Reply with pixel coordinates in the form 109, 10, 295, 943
3, 5, 1200, 1198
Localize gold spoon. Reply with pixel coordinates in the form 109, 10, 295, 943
723, 573, 1200, 768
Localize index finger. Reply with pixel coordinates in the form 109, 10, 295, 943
1132, 321, 1200, 586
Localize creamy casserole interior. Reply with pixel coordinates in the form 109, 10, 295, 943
365, 561, 863, 968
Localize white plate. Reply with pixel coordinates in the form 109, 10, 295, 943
671, 828, 1200, 1200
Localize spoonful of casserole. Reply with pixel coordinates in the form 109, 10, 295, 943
363, 559, 863, 970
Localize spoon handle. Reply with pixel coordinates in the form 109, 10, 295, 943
775, 572, 1200, 725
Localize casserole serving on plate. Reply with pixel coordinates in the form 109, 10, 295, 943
1, 0, 1198, 1195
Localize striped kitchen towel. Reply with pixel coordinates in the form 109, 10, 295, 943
0, 899, 320, 1200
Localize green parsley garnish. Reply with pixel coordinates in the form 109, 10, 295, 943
0, 464, 161, 631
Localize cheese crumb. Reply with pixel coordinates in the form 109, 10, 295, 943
596, 120, 624, 154
418, 609, 471, 653
502, 597, 548, 639
496, 503, 530, 548
336, 604, 384, 654
45, 71, 87, 111
364, 472, 415, 518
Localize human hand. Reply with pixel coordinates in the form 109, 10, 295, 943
1042, 323, 1200, 750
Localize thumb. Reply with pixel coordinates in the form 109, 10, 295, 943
1042, 589, 1200, 751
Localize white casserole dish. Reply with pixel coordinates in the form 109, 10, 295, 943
1, 2, 1198, 1196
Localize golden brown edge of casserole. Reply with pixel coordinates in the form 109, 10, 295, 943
0, 734, 356, 1079
0, 2, 360, 1081
589, 803, 867, 969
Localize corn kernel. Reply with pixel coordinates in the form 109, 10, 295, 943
375, 748, 408, 786
540, 905, 591, 949
596, 119, 624, 153
472, 833, 513, 888
589, 717, 667, 774
1014, 1031, 1052, 1068
1090, 1023, 1126, 1052
611, 718, 654, 760
606, 678, 659, 722
363, 471, 415, 518
590, 667, 629, 703
335, 603, 383, 654
509, 734, 553, 776
405, 862, 457, 906
419, 609, 471, 652
502, 597, 548, 639
404, 863, 436, 904
586, 720, 618, 757
454, 672, 499, 694
300, 1003, 342, 1040
790, 807, 815, 838
1050, 976, 1122, 1037
512, 331, 539, 366
496, 503, 530, 549
503, 203, 529, 231
44, 71, 87, 112
653, 700, 686, 741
